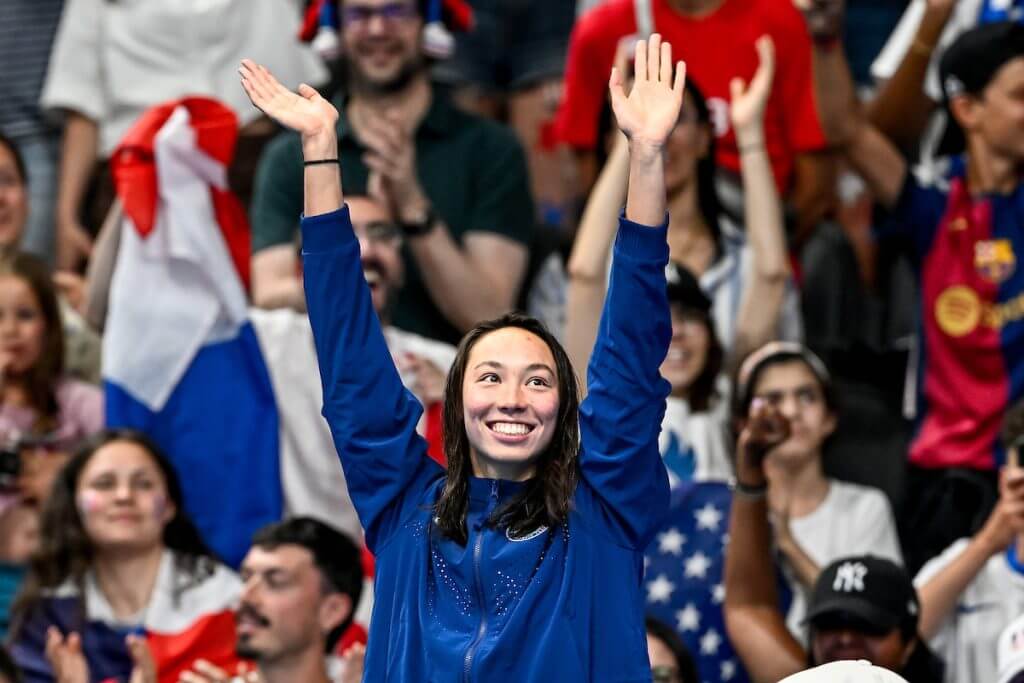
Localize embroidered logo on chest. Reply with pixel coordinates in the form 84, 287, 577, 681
506, 525, 549, 542
975, 239, 1016, 284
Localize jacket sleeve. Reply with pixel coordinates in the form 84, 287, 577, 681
301, 206, 442, 550
577, 213, 672, 550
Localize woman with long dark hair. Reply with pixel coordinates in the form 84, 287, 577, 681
566, 36, 793, 483
8, 430, 243, 682
240, 34, 683, 680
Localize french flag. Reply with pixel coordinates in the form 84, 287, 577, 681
102, 98, 281, 567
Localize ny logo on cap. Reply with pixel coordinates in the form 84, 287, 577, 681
833, 562, 868, 593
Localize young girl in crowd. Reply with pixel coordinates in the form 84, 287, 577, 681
566, 35, 789, 483
8, 430, 242, 682
0, 252, 102, 505
240, 33, 683, 680
735, 342, 902, 640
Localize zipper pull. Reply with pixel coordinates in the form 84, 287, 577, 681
490, 480, 499, 500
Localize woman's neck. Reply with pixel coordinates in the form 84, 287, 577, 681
92, 544, 165, 621
765, 455, 830, 518
667, 182, 715, 276
966, 138, 1022, 196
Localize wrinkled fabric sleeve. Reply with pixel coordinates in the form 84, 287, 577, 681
577, 214, 672, 550
301, 207, 442, 550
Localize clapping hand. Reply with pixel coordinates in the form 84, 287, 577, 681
609, 34, 686, 151
46, 628, 156, 683
729, 36, 776, 147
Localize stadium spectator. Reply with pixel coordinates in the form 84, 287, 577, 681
0, 252, 103, 508
40, 0, 327, 270
555, 0, 834, 240
179, 517, 365, 683
733, 343, 902, 638
9, 430, 243, 682
647, 615, 700, 683
797, 3, 1024, 571
565, 35, 793, 482
251, 0, 535, 345
779, 660, 910, 682
434, 0, 577, 228
724, 402, 944, 682
911, 399, 1024, 683
0, 0, 64, 264
240, 30, 683, 678
0, 135, 100, 387
869, 0, 1020, 159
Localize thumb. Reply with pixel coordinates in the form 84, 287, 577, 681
297, 83, 319, 100
609, 67, 627, 106
126, 635, 155, 673
729, 77, 746, 103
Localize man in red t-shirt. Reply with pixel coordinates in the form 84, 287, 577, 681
557, 0, 832, 238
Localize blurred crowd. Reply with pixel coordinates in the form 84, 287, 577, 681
0, 0, 1021, 681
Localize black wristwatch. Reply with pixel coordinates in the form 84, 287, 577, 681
400, 204, 438, 238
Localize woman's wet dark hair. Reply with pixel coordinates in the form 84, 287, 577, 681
434, 312, 580, 545
10, 429, 216, 637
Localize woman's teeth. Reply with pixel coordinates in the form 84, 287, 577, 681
490, 422, 531, 436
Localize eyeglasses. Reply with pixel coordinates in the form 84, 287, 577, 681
651, 665, 682, 683
341, 2, 419, 26
353, 220, 402, 245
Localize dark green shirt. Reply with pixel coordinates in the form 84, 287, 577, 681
250, 90, 535, 344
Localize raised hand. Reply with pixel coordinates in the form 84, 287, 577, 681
793, 0, 845, 42
608, 34, 686, 150
730, 36, 775, 144
736, 400, 791, 486
239, 60, 338, 141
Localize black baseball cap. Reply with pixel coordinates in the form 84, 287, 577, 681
805, 556, 920, 633
937, 21, 1024, 156
666, 262, 711, 314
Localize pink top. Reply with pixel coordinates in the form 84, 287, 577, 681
0, 378, 103, 449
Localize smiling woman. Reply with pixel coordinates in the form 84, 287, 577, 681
240, 32, 683, 680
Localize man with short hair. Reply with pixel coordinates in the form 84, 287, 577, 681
180, 517, 364, 683
251, 0, 536, 345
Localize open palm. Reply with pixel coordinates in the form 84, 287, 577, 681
609, 34, 686, 148
239, 59, 338, 138
730, 36, 776, 136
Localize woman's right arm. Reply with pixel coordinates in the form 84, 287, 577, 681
240, 62, 439, 548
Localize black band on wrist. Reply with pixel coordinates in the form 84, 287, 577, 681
401, 205, 438, 237
303, 158, 340, 166
732, 479, 768, 499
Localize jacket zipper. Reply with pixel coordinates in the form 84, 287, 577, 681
463, 480, 499, 683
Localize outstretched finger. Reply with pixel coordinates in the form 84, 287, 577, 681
660, 40, 672, 85
647, 34, 661, 83
634, 39, 647, 86
729, 76, 746, 102
672, 60, 687, 95
751, 35, 776, 91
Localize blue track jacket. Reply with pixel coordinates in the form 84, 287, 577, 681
302, 206, 672, 682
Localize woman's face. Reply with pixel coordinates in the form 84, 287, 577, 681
76, 441, 176, 553
664, 94, 711, 196
461, 327, 560, 481
661, 305, 710, 396
0, 145, 26, 250
0, 275, 45, 375
750, 360, 836, 464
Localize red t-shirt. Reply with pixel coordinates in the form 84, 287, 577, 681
555, 0, 827, 191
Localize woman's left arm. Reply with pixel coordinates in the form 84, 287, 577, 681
577, 35, 683, 549
731, 37, 790, 367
